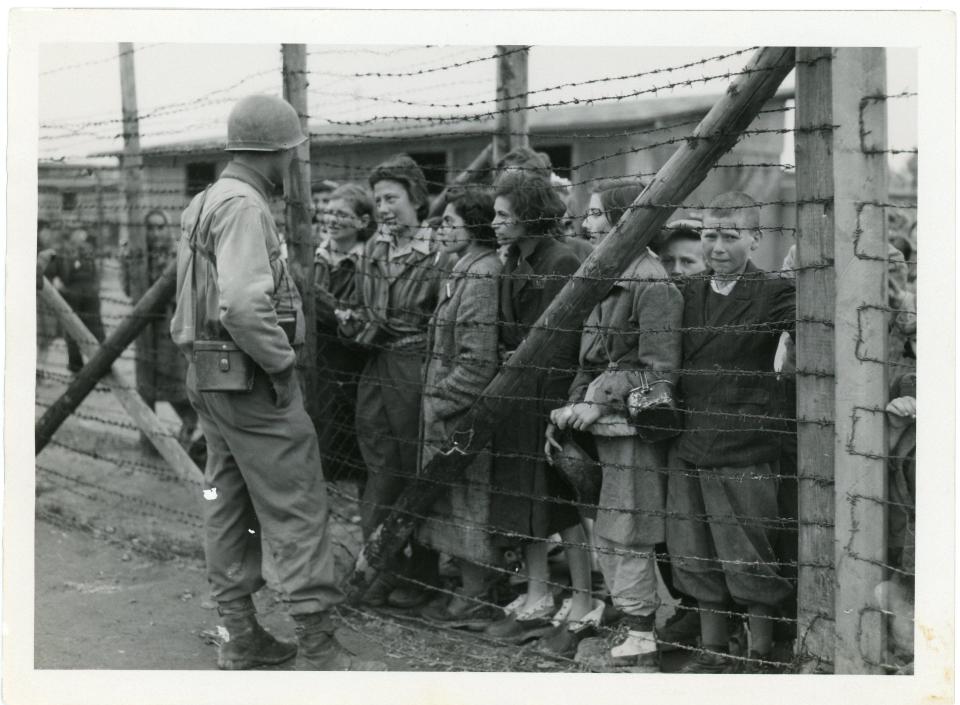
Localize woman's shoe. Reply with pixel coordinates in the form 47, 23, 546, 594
484, 593, 556, 644
420, 591, 502, 631
536, 597, 606, 658
386, 583, 435, 609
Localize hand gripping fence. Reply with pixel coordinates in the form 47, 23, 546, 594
345, 45, 799, 602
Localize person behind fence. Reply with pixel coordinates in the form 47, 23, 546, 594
544, 180, 683, 672
482, 169, 592, 644
335, 154, 451, 609
123, 208, 198, 450
494, 146, 593, 263
648, 215, 711, 653
37, 219, 62, 367
655, 216, 707, 281
872, 266, 916, 673
311, 179, 339, 242
415, 187, 505, 629
51, 227, 105, 374
665, 191, 795, 674
310, 183, 374, 488
171, 94, 381, 671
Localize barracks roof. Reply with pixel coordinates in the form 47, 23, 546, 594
94, 90, 794, 159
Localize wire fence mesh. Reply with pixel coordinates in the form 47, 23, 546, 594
35, 44, 917, 674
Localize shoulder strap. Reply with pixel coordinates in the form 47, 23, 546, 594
188, 188, 212, 339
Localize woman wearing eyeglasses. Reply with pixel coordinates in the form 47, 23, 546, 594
310, 183, 375, 487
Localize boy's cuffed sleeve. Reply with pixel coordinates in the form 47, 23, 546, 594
214, 203, 295, 375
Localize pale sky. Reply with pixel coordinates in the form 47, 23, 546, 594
38, 44, 917, 168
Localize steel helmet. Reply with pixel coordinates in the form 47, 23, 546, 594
225, 94, 308, 152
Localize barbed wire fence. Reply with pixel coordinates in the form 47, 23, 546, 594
34, 44, 916, 674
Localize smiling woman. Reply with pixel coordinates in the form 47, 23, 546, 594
337, 154, 452, 610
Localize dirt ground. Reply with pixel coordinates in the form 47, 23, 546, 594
34, 262, 700, 673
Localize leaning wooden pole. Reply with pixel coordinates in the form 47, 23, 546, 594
348, 46, 798, 599
37, 280, 203, 485
427, 143, 494, 219
35, 259, 177, 454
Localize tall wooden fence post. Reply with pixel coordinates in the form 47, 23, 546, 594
493, 45, 529, 163
831, 47, 889, 674
118, 43, 149, 398
281, 44, 317, 411
794, 47, 838, 669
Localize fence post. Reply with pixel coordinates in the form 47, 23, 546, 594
118, 43, 150, 399
793, 47, 838, 669
281, 44, 317, 412
493, 46, 529, 163
830, 47, 889, 674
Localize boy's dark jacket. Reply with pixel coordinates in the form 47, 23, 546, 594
675, 261, 795, 467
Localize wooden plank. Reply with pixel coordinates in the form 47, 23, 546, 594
281, 44, 318, 414
35, 260, 178, 453
794, 46, 838, 668
348, 46, 798, 600
38, 280, 203, 486
493, 46, 529, 163
831, 47, 889, 674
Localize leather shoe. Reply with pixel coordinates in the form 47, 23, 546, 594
387, 583, 434, 609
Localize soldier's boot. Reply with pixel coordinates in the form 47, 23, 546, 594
216, 596, 297, 670
292, 612, 386, 671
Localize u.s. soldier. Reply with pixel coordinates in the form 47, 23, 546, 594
171, 94, 379, 671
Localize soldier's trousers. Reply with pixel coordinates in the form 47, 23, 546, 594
186, 364, 343, 615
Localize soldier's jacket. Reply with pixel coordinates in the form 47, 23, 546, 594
170, 161, 304, 376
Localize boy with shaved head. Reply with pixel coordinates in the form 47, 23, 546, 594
666, 192, 795, 673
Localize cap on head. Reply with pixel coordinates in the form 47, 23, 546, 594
226, 95, 308, 152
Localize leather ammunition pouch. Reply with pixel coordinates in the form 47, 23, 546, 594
193, 339, 255, 393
